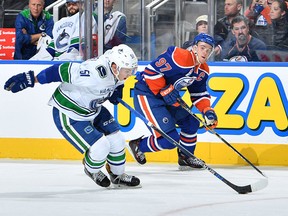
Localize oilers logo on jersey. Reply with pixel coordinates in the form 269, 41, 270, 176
174, 76, 196, 91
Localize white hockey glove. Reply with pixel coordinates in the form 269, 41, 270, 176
202, 107, 218, 129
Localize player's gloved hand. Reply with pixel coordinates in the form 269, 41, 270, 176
202, 107, 218, 129
109, 84, 124, 105
4, 70, 35, 93
160, 84, 180, 106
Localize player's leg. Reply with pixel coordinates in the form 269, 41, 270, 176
174, 107, 204, 170
52, 107, 111, 187
129, 92, 179, 164
93, 106, 140, 187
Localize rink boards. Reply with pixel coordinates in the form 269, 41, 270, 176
0, 61, 287, 165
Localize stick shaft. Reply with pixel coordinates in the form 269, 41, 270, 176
177, 98, 266, 177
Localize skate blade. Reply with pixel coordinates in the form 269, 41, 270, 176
107, 183, 142, 190
178, 165, 205, 171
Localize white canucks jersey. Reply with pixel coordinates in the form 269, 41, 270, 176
48, 55, 123, 121
49, 12, 97, 56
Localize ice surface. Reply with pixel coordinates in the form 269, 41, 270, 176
0, 160, 287, 216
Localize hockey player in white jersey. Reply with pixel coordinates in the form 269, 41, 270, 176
4, 44, 140, 188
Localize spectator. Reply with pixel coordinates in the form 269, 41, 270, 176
269, 0, 288, 51
195, 15, 208, 34
244, 0, 272, 45
31, 0, 97, 60
14, 0, 54, 60
182, 15, 208, 50
214, 0, 243, 58
94, 0, 127, 53
220, 15, 266, 61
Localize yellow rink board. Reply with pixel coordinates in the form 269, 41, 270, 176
0, 138, 287, 166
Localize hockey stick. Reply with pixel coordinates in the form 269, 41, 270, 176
177, 98, 267, 178
118, 98, 268, 194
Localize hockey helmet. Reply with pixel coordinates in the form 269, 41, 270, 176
106, 44, 138, 75
193, 33, 215, 48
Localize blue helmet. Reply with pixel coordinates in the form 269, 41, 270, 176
193, 33, 215, 48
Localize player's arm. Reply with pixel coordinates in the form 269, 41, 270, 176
188, 78, 218, 129
4, 63, 67, 93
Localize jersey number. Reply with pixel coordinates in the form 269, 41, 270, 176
155, 57, 172, 72
80, 70, 90, 77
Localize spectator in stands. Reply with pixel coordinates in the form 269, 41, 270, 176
195, 15, 208, 34
220, 15, 266, 61
182, 15, 208, 50
214, 0, 243, 58
31, 0, 97, 60
94, 0, 127, 53
269, 0, 288, 50
244, 0, 272, 46
14, 0, 54, 60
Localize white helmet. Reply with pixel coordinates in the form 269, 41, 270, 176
105, 44, 138, 76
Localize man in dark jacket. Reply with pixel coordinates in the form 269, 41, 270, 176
214, 0, 243, 59
220, 15, 266, 61
14, 0, 53, 59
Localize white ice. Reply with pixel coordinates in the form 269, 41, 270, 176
0, 160, 287, 216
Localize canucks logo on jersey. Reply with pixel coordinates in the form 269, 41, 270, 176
56, 29, 70, 49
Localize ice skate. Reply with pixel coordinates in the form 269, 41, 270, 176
177, 149, 205, 171
106, 164, 141, 188
84, 167, 111, 187
128, 136, 146, 165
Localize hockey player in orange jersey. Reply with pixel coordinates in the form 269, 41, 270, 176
128, 33, 218, 170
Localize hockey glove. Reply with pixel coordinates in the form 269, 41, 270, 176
4, 70, 35, 93
109, 84, 124, 105
160, 84, 180, 107
202, 107, 218, 129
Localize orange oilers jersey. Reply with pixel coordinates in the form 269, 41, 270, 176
142, 46, 211, 112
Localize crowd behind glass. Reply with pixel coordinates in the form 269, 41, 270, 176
8, 0, 288, 62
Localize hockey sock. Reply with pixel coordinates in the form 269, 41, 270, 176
139, 129, 179, 152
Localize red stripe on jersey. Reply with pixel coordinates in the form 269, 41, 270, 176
149, 136, 160, 152
138, 95, 161, 138
144, 68, 158, 75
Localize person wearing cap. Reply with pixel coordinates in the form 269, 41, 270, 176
182, 15, 209, 50
195, 15, 208, 34
128, 33, 218, 171
14, 0, 54, 59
